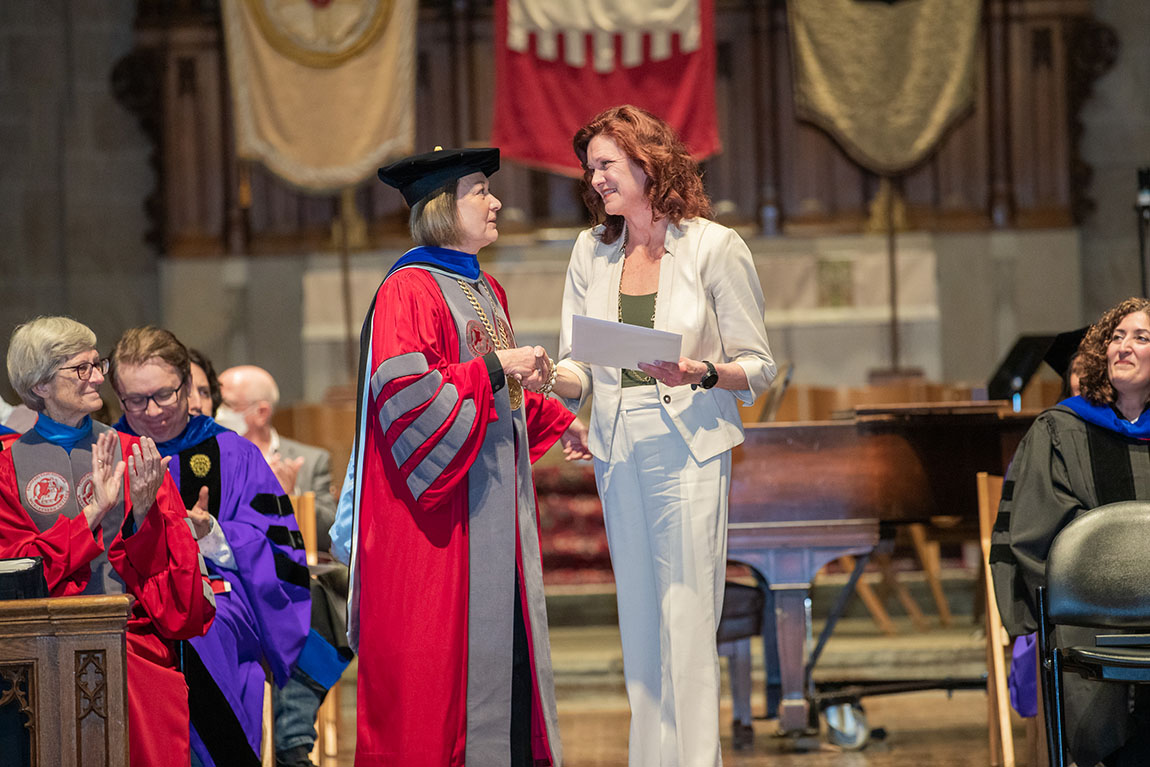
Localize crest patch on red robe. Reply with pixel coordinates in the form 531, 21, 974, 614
465, 320, 494, 357
25, 471, 70, 514
77, 472, 95, 508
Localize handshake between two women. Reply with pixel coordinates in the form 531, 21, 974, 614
495, 344, 591, 461
496, 345, 558, 395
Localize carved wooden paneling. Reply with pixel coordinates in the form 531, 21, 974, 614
1064, 15, 1120, 222
117, 0, 1109, 256
159, 25, 230, 256
75, 651, 109, 767
0, 596, 130, 767
0, 662, 37, 766
1008, 10, 1073, 226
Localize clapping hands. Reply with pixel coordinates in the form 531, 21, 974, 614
127, 437, 172, 527
187, 486, 213, 540
85, 431, 127, 530
84, 433, 172, 531
269, 453, 305, 494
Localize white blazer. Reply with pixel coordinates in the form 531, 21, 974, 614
557, 217, 775, 463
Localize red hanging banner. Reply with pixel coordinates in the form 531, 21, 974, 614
491, 0, 720, 176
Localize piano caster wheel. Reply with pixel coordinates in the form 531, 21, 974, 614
824, 702, 869, 750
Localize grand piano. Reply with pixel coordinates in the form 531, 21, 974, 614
727, 401, 1033, 735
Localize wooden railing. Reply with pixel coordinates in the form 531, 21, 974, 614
755, 375, 1062, 424
113, 0, 1113, 258
0, 595, 131, 767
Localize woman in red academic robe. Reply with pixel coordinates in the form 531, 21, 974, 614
343, 148, 591, 766
0, 316, 215, 767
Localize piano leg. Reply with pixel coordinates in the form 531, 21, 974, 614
773, 584, 819, 734
730, 522, 880, 740
754, 572, 781, 719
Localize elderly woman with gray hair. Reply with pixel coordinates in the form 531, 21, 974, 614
0, 315, 214, 767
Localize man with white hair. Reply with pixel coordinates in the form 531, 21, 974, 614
218, 364, 347, 767
216, 366, 335, 547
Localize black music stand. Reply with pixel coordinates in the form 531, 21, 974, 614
987, 335, 1057, 402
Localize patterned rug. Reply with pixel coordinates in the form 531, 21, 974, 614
533, 463, 614, 586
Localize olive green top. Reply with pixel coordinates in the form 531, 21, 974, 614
619, 292, 657, 388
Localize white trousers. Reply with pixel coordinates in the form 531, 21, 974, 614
595, 387, 730, 767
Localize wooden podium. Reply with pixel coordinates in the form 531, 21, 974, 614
0, 594, 131, 767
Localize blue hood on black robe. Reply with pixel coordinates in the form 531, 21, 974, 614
1059, 395, 1150, 440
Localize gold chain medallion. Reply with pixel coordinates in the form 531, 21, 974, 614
458, 279, 522, 409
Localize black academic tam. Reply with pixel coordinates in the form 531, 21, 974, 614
378, 147, 500, 208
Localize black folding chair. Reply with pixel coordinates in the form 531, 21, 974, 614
1037, 500, 1150, 767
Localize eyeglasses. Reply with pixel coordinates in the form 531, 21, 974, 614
119, 385, 183, 413
57, 358, 109, 381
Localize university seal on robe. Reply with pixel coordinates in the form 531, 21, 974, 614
77, 472, 95, 507
25, 471, 69, 514
465, 320, 494, 357
189, 454, 212, 478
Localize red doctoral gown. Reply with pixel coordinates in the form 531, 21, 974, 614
0, 427, 215, 767
350, 266, 573, 766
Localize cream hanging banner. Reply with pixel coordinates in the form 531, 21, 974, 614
222, 0, 415, 192
788, 0, 981, 175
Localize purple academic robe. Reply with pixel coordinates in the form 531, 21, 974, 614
118, 415, 311, 767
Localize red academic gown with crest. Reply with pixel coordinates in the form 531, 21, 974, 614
351, 267, 573, 766
0, 428, 215, 767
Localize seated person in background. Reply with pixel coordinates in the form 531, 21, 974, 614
0, 398, 14, 432
110, 326, 311, 767
1006, 333, 1087, 721
0, 394, 20, 448
992, 297, 1150, 767
189, 348, 222, 418
217, 366, 335, 535
0, 316, 215, 767
219, 363, 351, 767
0, 395, 38, 434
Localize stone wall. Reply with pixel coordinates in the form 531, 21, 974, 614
0, 0, 156, 402
1079, 0, 1150, 318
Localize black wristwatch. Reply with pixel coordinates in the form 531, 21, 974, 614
697, 360, 719, 390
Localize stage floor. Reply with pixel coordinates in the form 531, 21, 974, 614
322, 614, 1038, 766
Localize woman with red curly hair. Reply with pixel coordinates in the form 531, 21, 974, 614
550, 105, 775, 766
992, 296, 1150, 766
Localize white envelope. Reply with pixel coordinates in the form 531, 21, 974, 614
570, 314, 683, 370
